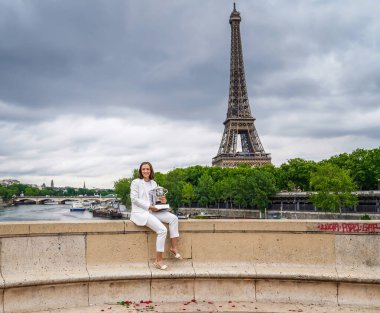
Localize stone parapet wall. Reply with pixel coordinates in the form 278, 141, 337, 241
0, 220, 379, 312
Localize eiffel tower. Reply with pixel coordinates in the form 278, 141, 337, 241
212, 3, 271, 167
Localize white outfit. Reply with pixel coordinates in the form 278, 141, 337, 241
130, 178, 179, 252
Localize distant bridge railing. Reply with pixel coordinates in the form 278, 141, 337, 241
270, 190, 380, 213
12, 196, 118, 205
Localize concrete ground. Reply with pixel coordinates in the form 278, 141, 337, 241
34, 301, 380, 313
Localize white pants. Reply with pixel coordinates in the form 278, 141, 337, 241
145, 211, 179, 252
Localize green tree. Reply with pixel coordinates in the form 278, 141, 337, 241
232, 174, 250, 208
166, 181, 184, 210
196, 173, 214, 207
229, 168, 277, 210
309, 163, 358, 213
326, 147, 380, 190
0, 186, 14, 201
154, 172, 167, 188
278, 158, 317, 191
114, 178, 133, 206
248, 168, 277, 211
213, 176, 235, 208
183, 165, 207, 186
182, 182, 195, 207
165, 168, 186, 210
24, 186, 39, 196
65, 187, 76, 196
213, 179, 226, 208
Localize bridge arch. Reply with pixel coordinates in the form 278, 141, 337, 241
14, 198, 37, 205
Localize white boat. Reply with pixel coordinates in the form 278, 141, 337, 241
70, 201, 86, 212
82, 200, 93, 208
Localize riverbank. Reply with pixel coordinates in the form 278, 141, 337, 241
0, 198, 9, 208
179, 207, 380, 220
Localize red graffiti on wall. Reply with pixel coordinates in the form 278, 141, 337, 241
317, 223, 380, 233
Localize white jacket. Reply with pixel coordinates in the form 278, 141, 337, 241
130, 178, 158, 226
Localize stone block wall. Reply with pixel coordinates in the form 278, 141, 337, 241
0, 220, 379, 312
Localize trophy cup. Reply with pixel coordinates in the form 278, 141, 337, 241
153, 186, 170, 210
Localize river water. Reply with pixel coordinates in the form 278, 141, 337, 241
0, 204, 117, 221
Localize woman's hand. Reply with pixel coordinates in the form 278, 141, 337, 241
149, 206, 159, 212
148, 197, 166, 212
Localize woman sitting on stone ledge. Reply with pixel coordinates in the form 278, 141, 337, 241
130, 161, 182, 270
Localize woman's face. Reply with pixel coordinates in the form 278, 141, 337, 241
141, 164, 151, 181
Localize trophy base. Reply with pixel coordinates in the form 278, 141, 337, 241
155, 204, 170, 210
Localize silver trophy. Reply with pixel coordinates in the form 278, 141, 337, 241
153, 186, 170, 210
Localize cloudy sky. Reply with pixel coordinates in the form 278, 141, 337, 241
0, 0, 379, 188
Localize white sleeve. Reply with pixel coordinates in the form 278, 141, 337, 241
130, 180, 150, 210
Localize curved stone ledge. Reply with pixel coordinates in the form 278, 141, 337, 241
0, 220, 379, 312
1, 219, 379, 235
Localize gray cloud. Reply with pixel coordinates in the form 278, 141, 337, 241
0, 0, 379, 187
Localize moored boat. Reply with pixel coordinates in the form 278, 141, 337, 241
92, 208, 122, 219
91, 200, 123, 219
70, 201, 86, 212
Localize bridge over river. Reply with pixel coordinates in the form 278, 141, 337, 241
12, 196, 118, 205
